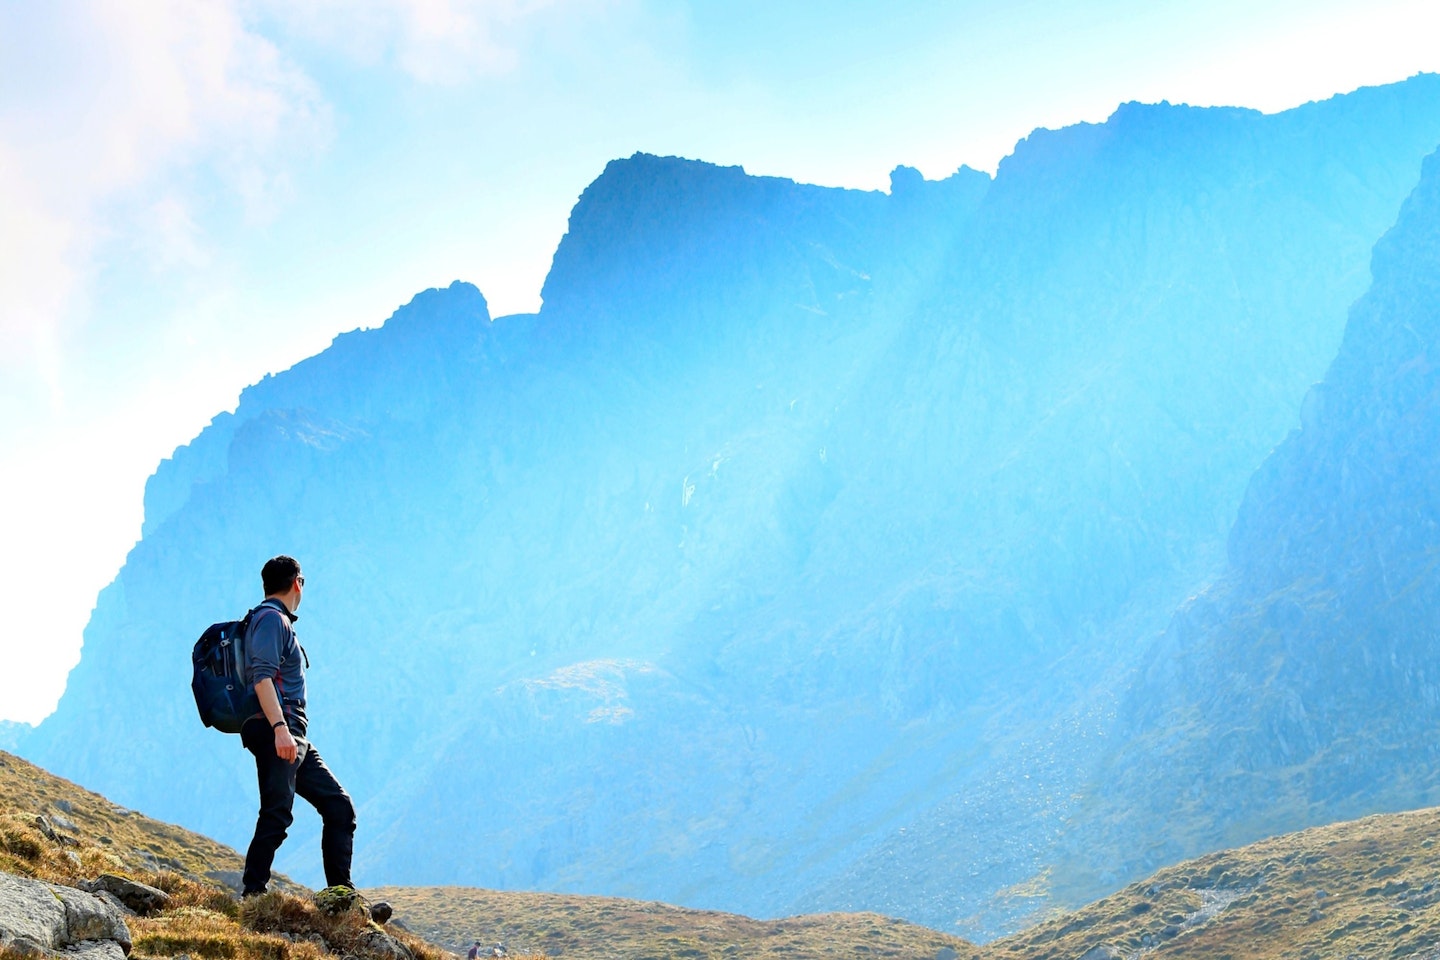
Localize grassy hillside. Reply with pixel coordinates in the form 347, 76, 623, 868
0, 749, 266, 887
0, 744, 975, 960
987, 806, 1440, 959
13, 743, 1440, 960
0, 750, 458, 960
376, 806, 1440, 960
368, 886, 979, 959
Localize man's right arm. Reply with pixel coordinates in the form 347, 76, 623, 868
254, 677, 298, 762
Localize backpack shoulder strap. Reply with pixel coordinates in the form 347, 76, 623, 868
245, 602, 309, 669
244, 602, 285, 637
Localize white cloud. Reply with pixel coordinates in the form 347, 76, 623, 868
0, 145, 76, 386
0, 0, 329, 723
262, 0, 596, 84
0, 0, 327, 382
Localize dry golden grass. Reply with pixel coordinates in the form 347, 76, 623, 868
19, 744, 1440, 960
0, 749, 280, 889
987, 806, 1440, 959
375, 808, 1440, 959
0, 750, 463, 960
368, 885, 981, 960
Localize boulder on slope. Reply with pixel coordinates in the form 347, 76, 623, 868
0, 871, 132, 957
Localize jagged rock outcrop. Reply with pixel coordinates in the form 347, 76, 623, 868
0, 872, 132, 958
77, 876, 169, 917
1072, 143, 1440, 896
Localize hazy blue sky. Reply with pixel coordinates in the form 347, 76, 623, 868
2, 0, 1438, 723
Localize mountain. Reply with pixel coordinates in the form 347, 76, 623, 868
0, 723, 26, 752
1066, 138, 1440, 899
18, 75, 1440, 939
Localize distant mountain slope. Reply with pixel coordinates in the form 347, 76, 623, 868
987, 806, 1440, 959
369, 885, 976, 960
376, 805, 1440, 960
20, 76, 1440, 938
1067, 138, 1440, 898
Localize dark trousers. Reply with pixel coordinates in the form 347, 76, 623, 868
240, 716, 356, 894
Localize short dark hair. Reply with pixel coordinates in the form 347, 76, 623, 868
262, 555, 302, 596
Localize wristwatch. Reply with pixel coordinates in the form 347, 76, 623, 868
272, 719, 287, 729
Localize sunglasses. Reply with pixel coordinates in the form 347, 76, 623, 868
296, 576, 306, 587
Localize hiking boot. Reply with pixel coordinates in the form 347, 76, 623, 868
369, 900, 393, 924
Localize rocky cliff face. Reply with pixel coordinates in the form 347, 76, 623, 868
21, 77, 1440, 938
1071, 142, 1440, 899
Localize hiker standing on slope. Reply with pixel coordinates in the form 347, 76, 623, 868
240, 555, 357, 898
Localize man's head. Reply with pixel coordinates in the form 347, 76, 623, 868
261, 555, 304, 612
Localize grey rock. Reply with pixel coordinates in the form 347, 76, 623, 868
53, 800, 74, 814
52, 885, 131, 953
357, 930, 414, 960
3, 936, 50, 957
50, 815, 78, 833
0, 871, 67, 948
369, 900, 393, 925
62, 940, 127, 960
33, 815, 59, 842
0, 873, 131, 956
90, 890, 136, 918
78, 876, 169, 917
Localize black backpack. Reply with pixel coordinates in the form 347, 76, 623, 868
190, 608, 263, 733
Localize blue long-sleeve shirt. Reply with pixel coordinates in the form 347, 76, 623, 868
244, 598, 307, 711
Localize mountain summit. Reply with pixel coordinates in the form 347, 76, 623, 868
19, 76, 1440, 938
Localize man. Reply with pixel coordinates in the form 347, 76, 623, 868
240, 555, 357, 898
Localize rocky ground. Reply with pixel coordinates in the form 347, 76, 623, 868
376, 807, 1440, 959
0, 751, 464, 960
985, 806, 1440, 959
368, 885, 978, 959
13, 746, 1440, 960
